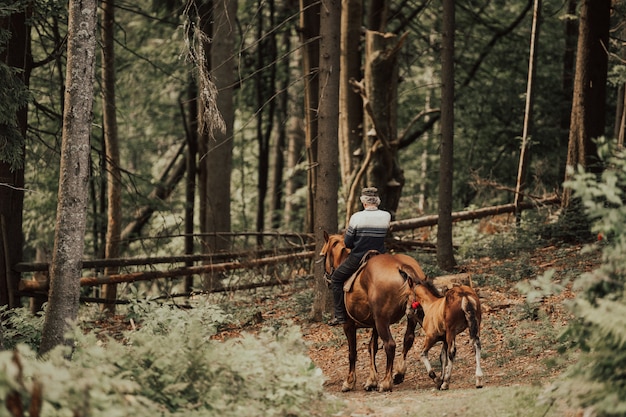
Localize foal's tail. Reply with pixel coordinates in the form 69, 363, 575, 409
461, 295, 481, 340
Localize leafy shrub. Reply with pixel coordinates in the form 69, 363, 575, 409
536, 139, 626, 416
0, 301, 327, 417
0, 306, 44, 351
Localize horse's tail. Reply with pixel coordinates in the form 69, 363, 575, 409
461, 295, 480, 340
398, 265, 421, 288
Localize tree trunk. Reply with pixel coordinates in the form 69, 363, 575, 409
184, 78, 198, 293
40, 0, 97, 355
339, 0, 363, 217
559, 0, 577, 180
300, 0, 320, 233
311, 0, 340, 322
0, 8, 29, 309
101, 0, 122, 315
514, 0, 541, 221
255, 0, 277, 245
283, 116, 305, 229
359, 30, 406, 220
562, 0, 610, 208
437, 0, 456, 271
203, 0, 236, 254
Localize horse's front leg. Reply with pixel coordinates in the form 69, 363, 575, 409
377, 323, 396, 392
393, 314, 418, 385
420, 336, 443, 389
364, 328, 379, 391
341, 321, 357, 392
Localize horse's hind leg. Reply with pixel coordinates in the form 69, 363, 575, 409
394, 315, 418, 385
473, 335, 484, 388
440, 336, 456, 390
364, 328, 379, 391
377, 323, 396, 392
341, 321, 358, 392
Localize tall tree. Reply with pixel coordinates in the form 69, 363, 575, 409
0, 4, 30, 308
40, 0, 97, 355
101, 0, 122, 314
254, 0, 277, 244
300, 0, 320, 233
562, 0, 610, 208
203, 0, 236, 254
437, 0, 456, 270
514, 0, 541, 221
311, 0, 340, 321
338, 0, 363, 214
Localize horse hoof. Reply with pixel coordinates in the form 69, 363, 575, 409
364, 384, 377, 392
341, 382, 355, 392
476, 377, 483, 388
393, 373, 405, 385
440, 382, 449, 390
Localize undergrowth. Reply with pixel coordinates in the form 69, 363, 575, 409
0, 300, 329, 417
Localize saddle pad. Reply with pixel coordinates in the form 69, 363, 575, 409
343, 250, 380, 292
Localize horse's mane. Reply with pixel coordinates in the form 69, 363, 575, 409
419, 277, 444, 298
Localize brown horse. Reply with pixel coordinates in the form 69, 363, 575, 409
407, 274, 484, 390
320, 232, 426, 392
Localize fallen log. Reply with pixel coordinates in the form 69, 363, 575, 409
431, 273, 473, 291
19, 251, 315, 292
390, 196, 560, 232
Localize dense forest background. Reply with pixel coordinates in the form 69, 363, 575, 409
1, 0, 623, 307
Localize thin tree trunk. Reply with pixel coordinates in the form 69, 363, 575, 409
437, 0, 456, 271
300, 0, 320, 233
101, 0, 122, 315
40, 0, 97, 355
514, 0, 541, 222
339, 0, 363, 215
311, 0, 340, 322
283, 116, 305, 229
183, 80, 198, 293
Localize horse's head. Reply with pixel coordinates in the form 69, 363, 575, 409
319, 231, 351, 281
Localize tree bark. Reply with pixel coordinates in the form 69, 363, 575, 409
562, 0, 609, 208
437, 0, 456, 271
360, 30, 406, 219
40, 0, 97, 355
311, 0, 340, 322
0, 8, 29, 308
339, 0, 363, 216
514, 0, 541, 221
101, 0, 122, 315
300, 0, 320, 233
203, 0, 236, 254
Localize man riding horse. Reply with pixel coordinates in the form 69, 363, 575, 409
328, 187, 391, 326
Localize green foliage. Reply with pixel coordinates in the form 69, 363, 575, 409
0, 302, 327, 417
542, 139, 626, 416
0, 306, 44, 350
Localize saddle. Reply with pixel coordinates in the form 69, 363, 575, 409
343, 250, 380, 292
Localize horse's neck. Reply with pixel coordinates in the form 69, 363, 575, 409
415, 288, 441, 309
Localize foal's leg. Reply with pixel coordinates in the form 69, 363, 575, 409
420, 336, 442, 389
473, 335, 484, 388
364, 328, 379, 391
440, 335, 457, 390
376, 322, 396, 392
342, 321, 358, 392
393, 315, 418, 385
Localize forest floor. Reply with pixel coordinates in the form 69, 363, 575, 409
213, 239, 601, 417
